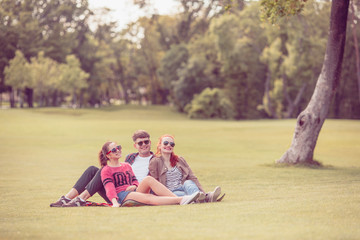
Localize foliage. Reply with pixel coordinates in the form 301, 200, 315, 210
210, 5, 267, 119
260, 0, 307, 24
5, 50, 89, 107
185, 87, 235, 119
58, 55, 89, 105
0, 0, 359, 119
258, 0, 330, 119
4, 50, 30, 89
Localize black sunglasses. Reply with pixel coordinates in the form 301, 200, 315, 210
163, 141, 175, 147
107, 145, 121, 155
137, 140, 150, 146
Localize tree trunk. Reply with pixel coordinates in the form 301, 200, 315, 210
350, 0, 360, 103
277, 0, 350, 165
24, 87, 34, 108
10, 87, 15, 108
52, 90, 58, 106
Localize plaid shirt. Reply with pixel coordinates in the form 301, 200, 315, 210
125, 152, 155, 165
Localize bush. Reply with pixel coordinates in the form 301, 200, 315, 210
185, 88, 235, 119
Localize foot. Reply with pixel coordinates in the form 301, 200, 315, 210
62, 197, 87, 207
195, 192, 206, 203
50, 195, 71, 207
180, 192, 200, 205
205, 186, 221, 202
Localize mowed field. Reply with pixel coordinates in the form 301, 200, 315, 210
0, 106, 359, 240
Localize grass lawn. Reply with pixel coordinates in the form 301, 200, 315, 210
0, 106, 359, 240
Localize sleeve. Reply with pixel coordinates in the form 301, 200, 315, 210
125, 154, 130, 163
101, 166, 118, 201
148, 157, 160, 181
181, 157, 205, 193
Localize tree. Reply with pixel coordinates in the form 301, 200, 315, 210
210, 5, 267, 119
4, 50, 30, 107
330, 1, 360, 119
259, 1, 330, 119
185, 87, 235, 119
267, 0, 351, 164
158, 43, 189, 104
29, 52, 60, 107
58, 55, 89, 107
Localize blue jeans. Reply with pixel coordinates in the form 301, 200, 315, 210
172, 180, 200, 197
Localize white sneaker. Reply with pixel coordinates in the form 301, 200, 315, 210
197, 192, 206, 203
180, 192, 200, 205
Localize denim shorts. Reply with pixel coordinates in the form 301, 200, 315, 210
117, 191, 131, 204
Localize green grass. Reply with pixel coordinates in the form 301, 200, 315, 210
0, 106, 359, 240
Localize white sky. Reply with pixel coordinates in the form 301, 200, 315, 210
88, 0, 179, 31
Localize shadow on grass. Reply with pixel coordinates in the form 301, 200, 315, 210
262, 161, 336, 170
33, 108, 84, 116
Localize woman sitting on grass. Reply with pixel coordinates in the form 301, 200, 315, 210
99, 141, 199, 207
149, 134, 222, 203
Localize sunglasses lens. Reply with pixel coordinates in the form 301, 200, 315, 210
138, 140, 149, 146
163, 141, 175, 147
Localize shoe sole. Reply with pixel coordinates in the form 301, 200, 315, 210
211, 186, 221, 202
181, 192, 200, 205
216, 193, 225, 202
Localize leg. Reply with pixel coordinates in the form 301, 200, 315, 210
124, 192, 181, 205
84, 167, 111, 203
50, 166, 99, 207
137, 176, 177, 197
71, 166, 99, 198
183, 180, 200, 195
172, 186, 186, 197
64, 188, 79, 199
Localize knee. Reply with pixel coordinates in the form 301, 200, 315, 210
142, 176, 155, 183
183, 180, 195, 186
86, 166, 99, 175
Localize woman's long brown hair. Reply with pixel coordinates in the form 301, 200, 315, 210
98, 141, 112, 167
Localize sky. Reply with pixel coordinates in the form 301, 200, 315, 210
87, 0, 179, 31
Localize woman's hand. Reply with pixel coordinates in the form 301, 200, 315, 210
111, 198, 120, 207
126, 185, 137, 192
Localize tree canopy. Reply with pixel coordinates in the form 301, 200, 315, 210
0, 0, 359, 119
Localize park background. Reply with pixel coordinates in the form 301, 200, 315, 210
1, 0, 360, 239
1, 0, 360, 120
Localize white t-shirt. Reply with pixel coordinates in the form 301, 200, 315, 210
131, 155, 152, 182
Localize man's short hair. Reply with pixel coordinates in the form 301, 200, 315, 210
132, 130, 150, 142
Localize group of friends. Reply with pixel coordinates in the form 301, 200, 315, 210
50, 130, 223, 207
